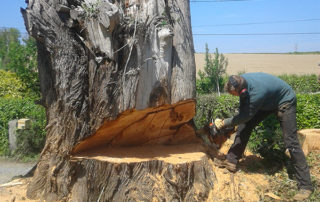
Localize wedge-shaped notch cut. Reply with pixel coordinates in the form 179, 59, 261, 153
71, 99, 197, 155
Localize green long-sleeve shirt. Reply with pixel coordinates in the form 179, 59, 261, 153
224, 72, 296, 127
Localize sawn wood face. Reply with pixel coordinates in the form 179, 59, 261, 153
71, 99, 197, 154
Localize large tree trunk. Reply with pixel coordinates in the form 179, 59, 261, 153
21, 0, 214, 201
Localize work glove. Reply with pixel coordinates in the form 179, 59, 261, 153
214, 118, 224, 129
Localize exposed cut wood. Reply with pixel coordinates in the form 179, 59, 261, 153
297, 129, 320, 156
69, 150, 215, 202
71, 99, 197, 154
72, 144, 205, 163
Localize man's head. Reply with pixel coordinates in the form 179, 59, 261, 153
224, 75, 246, 96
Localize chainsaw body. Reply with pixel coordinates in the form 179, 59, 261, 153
196, 122, 236, 149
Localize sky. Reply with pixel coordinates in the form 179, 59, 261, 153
0, 0, 319, 53
191, 0, 320, 53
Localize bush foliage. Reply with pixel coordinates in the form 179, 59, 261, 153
0, 28, 43, 159
0, 70, 31, 98
0, 28, 39, 99
296, 94, 320, 129
195, 93, 320, 160
197, 72, 319, 97
279, 74, 320, 93
194, 93, 238, 129
0, 98, 46, 157
196, 45, 228, 95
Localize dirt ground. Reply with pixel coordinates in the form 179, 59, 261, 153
195, 53, 320, 76
206, 139, 273, 201
0, 178, 37, 202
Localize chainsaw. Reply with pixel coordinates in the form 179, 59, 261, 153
196, 119, 237, 150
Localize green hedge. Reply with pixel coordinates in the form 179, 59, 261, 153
278, 74, 320, 93
0, 98, 46, 157
196, 74, 319, 96
195, 93, 320, 160
0, 70, 30, 98
296, 94, 320, 129
195, 93, 239, 129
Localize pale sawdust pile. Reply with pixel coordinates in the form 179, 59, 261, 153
207, 139, 272, 201
0, 178, 36, 202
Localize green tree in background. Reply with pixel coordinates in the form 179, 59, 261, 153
0, 28, 20, 68
0, 28, 45, 159
196, 44, 228, 95
0, 28, 39, 98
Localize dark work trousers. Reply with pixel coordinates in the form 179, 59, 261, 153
226, 101, 313, 190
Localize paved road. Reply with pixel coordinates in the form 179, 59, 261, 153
0, 158, 35, 184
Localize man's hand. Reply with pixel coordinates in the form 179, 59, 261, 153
214, 118, 225, 129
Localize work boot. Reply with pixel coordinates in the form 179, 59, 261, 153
214, 158, 237, 172
293, 189, 312, 201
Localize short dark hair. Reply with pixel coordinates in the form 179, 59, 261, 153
224, 75, 246, 94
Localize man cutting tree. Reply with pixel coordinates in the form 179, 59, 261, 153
213, 72, 313, 200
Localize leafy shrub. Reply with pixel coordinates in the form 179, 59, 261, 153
194, 93, 238, 129
15, 122, 46, 159
196, 45, 228, 95
0, 28, 39, 98
296, 94, 320, 129
279, 74, 320, 93
195, 93, 320, 161
248, 114, 286, 162
0, 70, 30, 98
0, 98, 46, 157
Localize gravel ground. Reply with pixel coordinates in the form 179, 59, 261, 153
0, 158, 35, 184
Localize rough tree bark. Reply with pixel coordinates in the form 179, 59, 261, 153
22, 0, 216, 201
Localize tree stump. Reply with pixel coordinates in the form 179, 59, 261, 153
21, 0, 216, 201
70, 144, 215, 201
